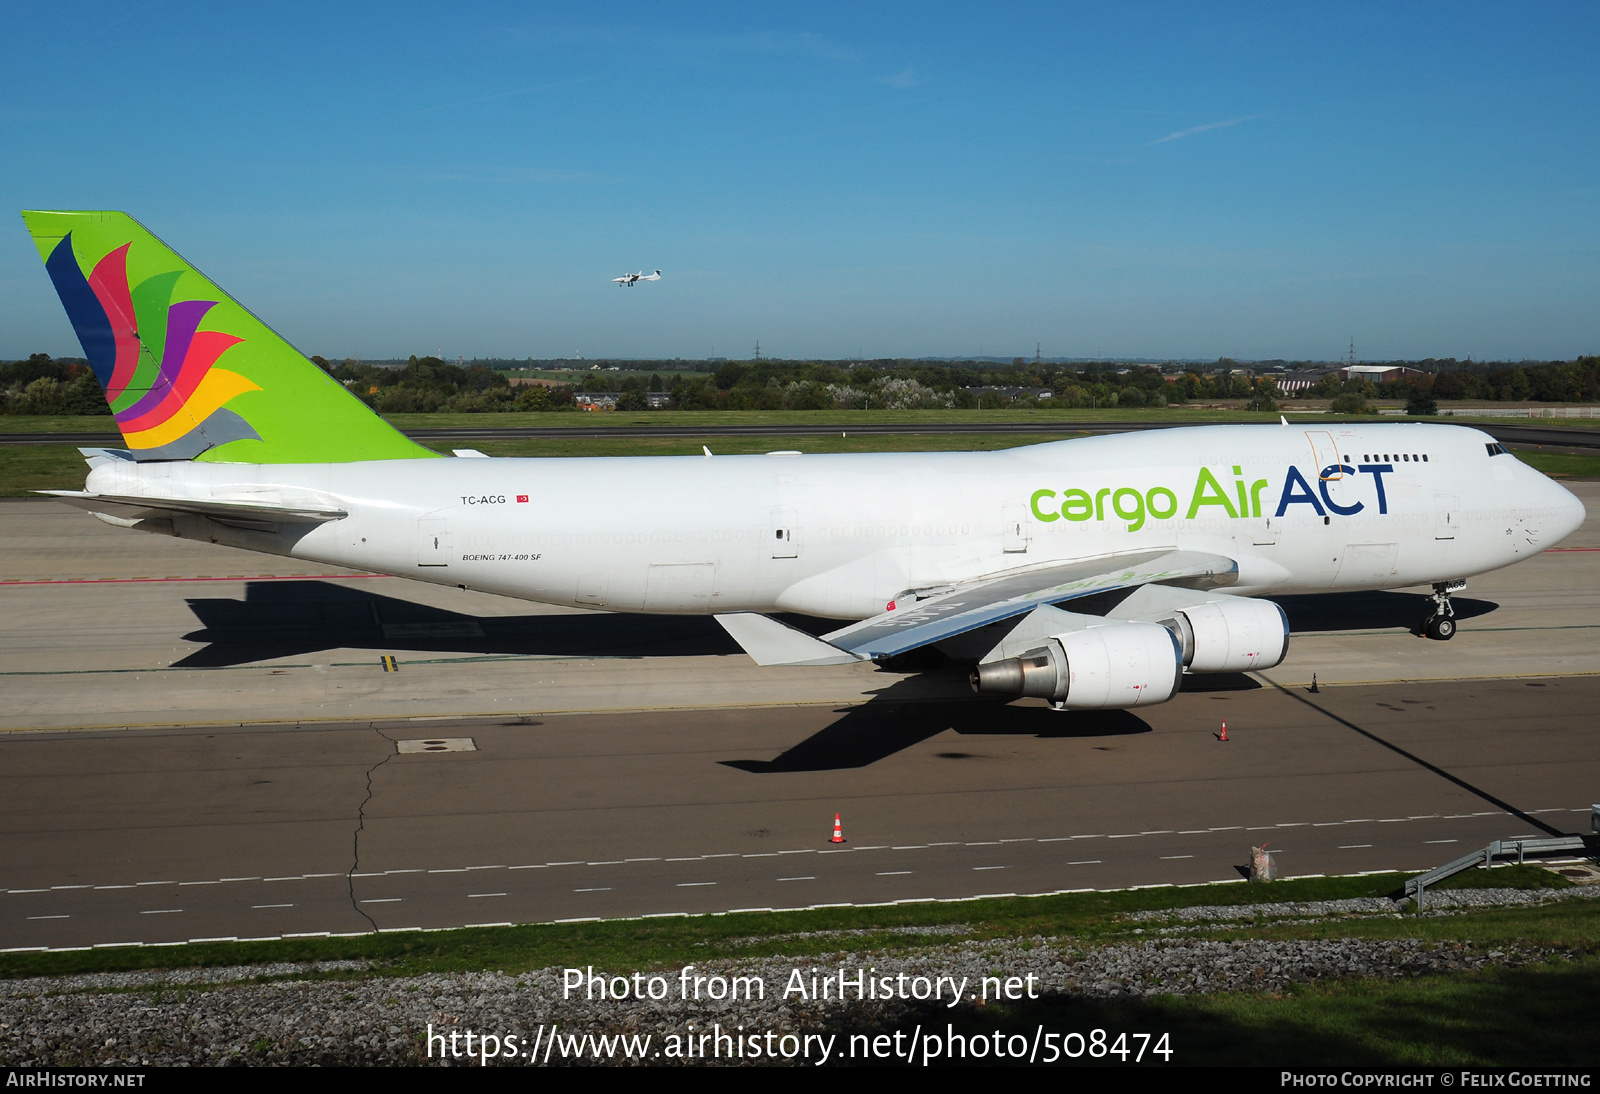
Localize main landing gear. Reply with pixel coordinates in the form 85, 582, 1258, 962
1420, 580, 1464, 641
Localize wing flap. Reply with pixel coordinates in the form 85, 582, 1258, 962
822, 549, 1238, 660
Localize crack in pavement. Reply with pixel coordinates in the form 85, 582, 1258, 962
348, 726, 397, 931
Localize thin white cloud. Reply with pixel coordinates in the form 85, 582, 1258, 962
527, 26, 857, 63
414, 76, 601, 115
746, 30, 856, 62
879, 67, 922, 89
1146, 114, 1266, 147
429, 166, 619, 185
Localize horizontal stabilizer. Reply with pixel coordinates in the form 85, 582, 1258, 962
714, 612, 865, 667
40, 490, 347, 526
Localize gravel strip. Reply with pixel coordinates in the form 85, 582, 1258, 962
1125, 897, 1404, 922
1412, 885, 1600, 910
721, 925, 974, 947
1124, 884, 1600, 923
0, 961, 371, 1000
0, 934, 1568, 1066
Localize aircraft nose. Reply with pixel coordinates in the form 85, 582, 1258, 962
1545, 477, 1587, 545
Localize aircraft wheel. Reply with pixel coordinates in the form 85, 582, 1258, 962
1424, 615, 1456, 641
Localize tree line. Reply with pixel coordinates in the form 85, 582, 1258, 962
3, 352, 1597, 416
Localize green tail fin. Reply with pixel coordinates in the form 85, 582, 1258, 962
22, 210, 440, 463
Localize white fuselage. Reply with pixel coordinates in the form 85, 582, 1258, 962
85, 424, 1585, 619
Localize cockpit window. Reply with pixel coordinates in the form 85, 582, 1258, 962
1485, 443, 1507, 457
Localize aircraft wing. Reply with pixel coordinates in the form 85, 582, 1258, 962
41, 490, 348, 528
716, 549, 1237, 666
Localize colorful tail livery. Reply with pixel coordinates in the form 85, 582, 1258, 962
22, 211, 438, 464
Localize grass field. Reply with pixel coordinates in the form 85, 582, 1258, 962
0, 415, 116, 433
2, 867, 1593, 1065
1506, 447, 1600, 478
0, 444, 102, 497
973, 954, 1599, 1066
7, 404, 1600, 435
0, 866, 1581, 981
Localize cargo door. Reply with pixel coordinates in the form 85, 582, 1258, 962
575, 574, 608, 607
1306, 430, 1360, 509
645, 563, 716, 613
1332, 542, 1399, 588
1305, 431, 1342, 480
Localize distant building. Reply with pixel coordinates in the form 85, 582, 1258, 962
1277, 369, 1332, 394
967, 386, 1053, 402
573, 391, 671, 410
1336, 365, 1423, 384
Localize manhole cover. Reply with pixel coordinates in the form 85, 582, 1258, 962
396, 738, 476, 754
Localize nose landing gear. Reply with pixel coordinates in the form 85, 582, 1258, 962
1420, 580, 1464, 641
1423, 614, 1456, 641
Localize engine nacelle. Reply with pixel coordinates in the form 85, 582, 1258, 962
1164, 597, 1290, 673
970, 621, 1183, 709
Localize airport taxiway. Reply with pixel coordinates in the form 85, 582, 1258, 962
1, 484, 1597, 730
1, 483, 1597, 949
2, 677, 1596, 949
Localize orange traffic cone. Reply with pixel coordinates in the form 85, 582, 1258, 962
830, 813, 846, 844
1217, 720, 1229, 742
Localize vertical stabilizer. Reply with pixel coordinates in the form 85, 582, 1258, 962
22, 211, 439, 463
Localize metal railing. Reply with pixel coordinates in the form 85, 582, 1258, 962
1405, 836, 1592, 909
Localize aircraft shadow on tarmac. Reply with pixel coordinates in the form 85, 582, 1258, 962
1271, 590, 1497, 633
171, 581, 1500, 673
174, 580, 745, 667
721, 676, 1153, 773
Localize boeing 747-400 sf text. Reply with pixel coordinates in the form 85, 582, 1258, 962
23, 211, 1586, 710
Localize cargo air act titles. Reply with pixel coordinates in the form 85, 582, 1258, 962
1030, 462, 1397, 531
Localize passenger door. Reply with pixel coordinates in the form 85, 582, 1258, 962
417, 517, 451, 567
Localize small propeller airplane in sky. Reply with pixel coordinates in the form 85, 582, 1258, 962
612, 269, 661, 287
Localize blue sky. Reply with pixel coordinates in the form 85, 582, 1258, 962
3, 2, 1597, 362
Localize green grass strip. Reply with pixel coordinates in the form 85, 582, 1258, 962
2, 866, 1585, 982
12, 431, 1593, 497
967, 955, 1599, 1066
1509, 448, 1600, 479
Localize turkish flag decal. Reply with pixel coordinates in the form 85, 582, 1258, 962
516, 494, 529, 503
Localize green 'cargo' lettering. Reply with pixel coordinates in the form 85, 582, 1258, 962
1028, 463, 1395, 533
1030, 489, 1059, 522
1062, 489, 1093, 521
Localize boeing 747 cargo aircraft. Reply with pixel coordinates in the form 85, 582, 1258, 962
22, 211, 1586, 710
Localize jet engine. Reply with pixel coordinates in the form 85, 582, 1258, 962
970, 622, 1183, 709
1162, 597, 1289, 673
